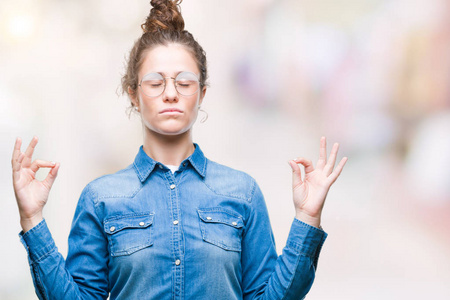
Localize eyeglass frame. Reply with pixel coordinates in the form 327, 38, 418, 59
138, 71, 202, 98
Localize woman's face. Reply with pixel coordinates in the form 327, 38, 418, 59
133, 43, 206, 137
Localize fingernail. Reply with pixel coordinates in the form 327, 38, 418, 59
51, 161, 56, 165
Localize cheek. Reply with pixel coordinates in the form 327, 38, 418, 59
139, 96, 156, 113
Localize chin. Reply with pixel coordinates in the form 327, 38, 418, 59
144, 120, 196, 137
153, 125, 192, 136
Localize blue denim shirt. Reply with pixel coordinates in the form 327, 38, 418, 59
20, 144, 327, 300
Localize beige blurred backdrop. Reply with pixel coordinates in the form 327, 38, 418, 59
1, 0, 450, 299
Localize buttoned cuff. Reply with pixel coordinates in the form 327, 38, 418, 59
19, 219, 56, 263
286, 218, 327, 257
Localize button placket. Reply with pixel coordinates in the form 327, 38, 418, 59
164, 171, 184, 299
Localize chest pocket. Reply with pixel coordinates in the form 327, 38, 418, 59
198, 208, 244, 252
104, 212, 154, 257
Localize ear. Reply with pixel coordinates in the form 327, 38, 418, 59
128, 87, 139, 108
198, 86, 207, 106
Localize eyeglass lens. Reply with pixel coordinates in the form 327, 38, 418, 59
140, 72, 200, 97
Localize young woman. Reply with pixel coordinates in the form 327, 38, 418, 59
12, 1, 347, 299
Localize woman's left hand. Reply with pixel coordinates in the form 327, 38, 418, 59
288, 137, 347, 228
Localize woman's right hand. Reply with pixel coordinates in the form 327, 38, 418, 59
12, 137, 60, 233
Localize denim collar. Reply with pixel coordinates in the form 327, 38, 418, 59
133, 143, 207, 182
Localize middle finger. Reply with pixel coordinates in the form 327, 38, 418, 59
22, 136, 39, 166
324, 142, 339, 175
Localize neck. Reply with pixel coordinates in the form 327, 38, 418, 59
142, 129, 195, 166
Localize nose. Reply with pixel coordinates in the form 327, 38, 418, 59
163, 77, 178, 102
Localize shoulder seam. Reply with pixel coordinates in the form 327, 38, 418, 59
248, 178, 257, 203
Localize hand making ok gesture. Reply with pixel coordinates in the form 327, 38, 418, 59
11, 137, 60, 232
288, 137, 348, 228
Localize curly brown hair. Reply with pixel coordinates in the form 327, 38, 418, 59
121, 0, 208, 110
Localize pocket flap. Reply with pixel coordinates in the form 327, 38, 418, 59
198, 209, 243, 228
104, 213, 154, 235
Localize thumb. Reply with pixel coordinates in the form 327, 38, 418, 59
288, 160, 303, 188
43, 162, 60, 189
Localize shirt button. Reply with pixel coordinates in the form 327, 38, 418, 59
159, 165, 163, 169
139, 222, 145, 226
206, 217, 212, 220
175, 259, 181, 266
109, 226, 116, 232
170, 184, 176, 189
173, 220, 179, 225
232, 222, 238, 226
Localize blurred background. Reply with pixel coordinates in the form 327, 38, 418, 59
1, 0, 449, 299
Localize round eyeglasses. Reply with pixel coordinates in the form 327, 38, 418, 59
139, 71, 200, 97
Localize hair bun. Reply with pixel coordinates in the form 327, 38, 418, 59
142, 0, 185, 33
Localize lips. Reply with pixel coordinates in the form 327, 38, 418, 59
159, 108, 183, 114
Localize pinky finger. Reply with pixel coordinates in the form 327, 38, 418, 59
328, 157, 348, 185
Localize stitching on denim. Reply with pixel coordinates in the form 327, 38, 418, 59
286, 241, 323, 259
34, 246, 57, 263
133, 161, 152, 182
85, 167, 143, 200
104, 212, 154, 223
22, 218, 46, 239
201, 236, 242, 252
201, 155, 207, 176
104, 212, 155, 257
97, 184, 142, 199
32, 265, 49, 300
197, 216, 242, 252
198, 207, 244, 221
247, 179, 257, 203
201, 180, 249, 201
111, 241, 154, 257
189, 152, 207, 177
201, 160, 254, 201
88, 185, 111, 244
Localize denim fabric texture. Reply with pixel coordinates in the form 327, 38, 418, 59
20, 144, 327, 300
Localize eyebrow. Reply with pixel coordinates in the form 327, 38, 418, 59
142, 71, 200, 79
153, 71, 183, 77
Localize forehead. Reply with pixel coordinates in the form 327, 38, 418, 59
140, 43, 199, 77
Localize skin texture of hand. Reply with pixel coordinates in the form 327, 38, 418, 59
11, 137, 60, 233
288, 137, 347, 228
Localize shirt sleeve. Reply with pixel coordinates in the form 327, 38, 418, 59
241, 180, 327, 300
19, 185, 109, 300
